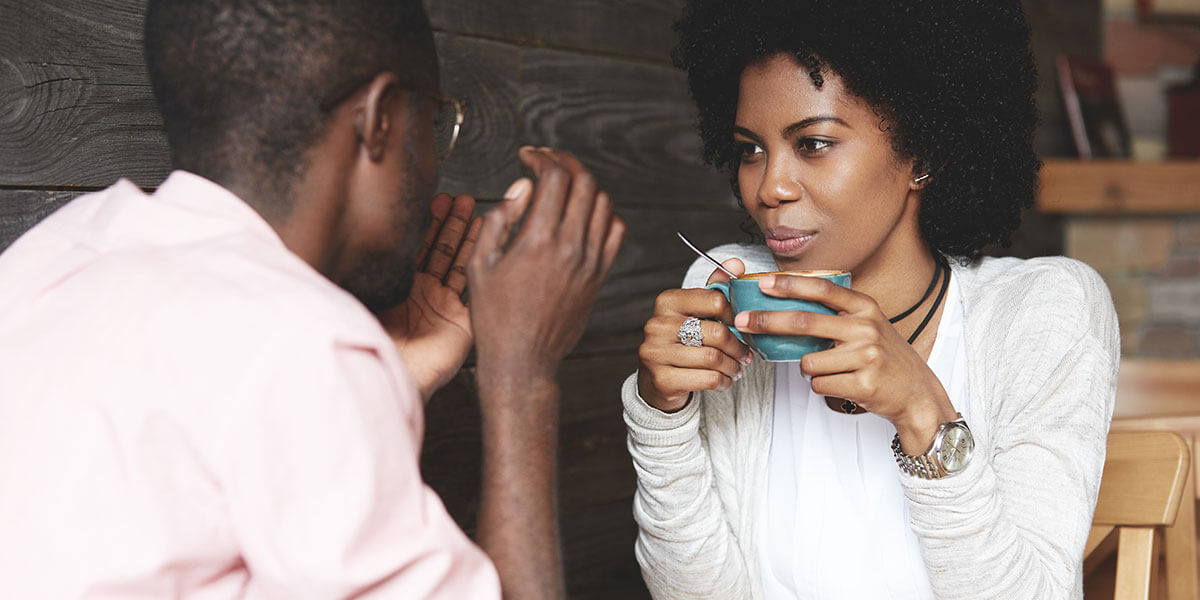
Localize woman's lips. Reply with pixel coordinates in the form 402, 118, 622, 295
764, 228, 816, 256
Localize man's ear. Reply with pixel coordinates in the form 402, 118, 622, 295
354, 72, 400, 163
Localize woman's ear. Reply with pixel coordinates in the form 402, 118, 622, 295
910, 161, 931, 190
353, 72, 399, 163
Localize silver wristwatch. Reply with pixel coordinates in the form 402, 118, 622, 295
891, 413, 974, 479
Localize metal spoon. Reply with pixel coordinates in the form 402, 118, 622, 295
676, 232, 739, 279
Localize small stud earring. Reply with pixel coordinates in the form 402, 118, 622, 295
913, 173, 930, 184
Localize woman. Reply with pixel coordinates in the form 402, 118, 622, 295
622, 1, 1118, 598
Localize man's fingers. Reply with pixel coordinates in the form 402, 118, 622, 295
425, 195, 476, 279
540, 150, 598, 242
417, 193, 453, 269
516, 146, 572, 233
597, 213, 625, 279
470, 180, 532, 272
705, 258, 746, 286
582, 191, 613, 266
498, 177, 533, 224
445, 216, 482, 295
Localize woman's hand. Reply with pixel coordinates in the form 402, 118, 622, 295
733, 273, 958, 453
380, 193, 481, 401
636, 258, 754, 413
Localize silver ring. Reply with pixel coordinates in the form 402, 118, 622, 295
677, 317, 704, 347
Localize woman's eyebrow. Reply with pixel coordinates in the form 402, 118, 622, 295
782, 115, 848, 137
732, 126, 763, 143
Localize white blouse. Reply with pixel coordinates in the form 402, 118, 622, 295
757, 273, 970, 600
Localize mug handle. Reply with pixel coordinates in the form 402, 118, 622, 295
704, 281, 747, 345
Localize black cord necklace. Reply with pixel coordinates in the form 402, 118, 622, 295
833, 254, 950, 415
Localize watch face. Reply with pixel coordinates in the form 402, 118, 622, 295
937, 424, 974, 473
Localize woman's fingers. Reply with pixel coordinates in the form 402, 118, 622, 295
644, 316, 750, 365
704, 257, 746, 286
798, 342, 882, 377
756, 273, 873, 314
734, 309, 877, 343
645, 365, 735, 396
809, 371, 874, 405
654, 288, 736, 323
645, 320, 747, 373
424, 194, 477, 279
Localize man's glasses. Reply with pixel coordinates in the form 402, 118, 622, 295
319, 75, 466, 161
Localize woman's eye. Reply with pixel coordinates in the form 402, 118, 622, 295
738, 142, 764, 161
798, 138, 832, 154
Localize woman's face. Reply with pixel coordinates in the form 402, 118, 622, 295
734, 53, 921, 274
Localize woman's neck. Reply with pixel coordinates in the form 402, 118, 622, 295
851, 231, 944, 350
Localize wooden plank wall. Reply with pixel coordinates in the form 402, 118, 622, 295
0, 1, 1101, 597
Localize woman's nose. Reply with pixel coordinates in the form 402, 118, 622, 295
756, 158, 803, 208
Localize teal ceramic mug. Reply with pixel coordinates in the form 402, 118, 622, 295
706, 269, 851, 362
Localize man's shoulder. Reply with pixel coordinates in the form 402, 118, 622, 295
146, 240, 387, 350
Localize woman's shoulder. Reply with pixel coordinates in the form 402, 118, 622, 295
961, 255, 1108, 302
957, 255, 1116, 340
681, 243, 776, 289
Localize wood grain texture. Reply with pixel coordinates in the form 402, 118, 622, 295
0, 189, 80, 252
1040, 160, 1200, 213
518, 46, 734, 212
433, 33, 524, 199
425, 0, 684, 64
421, 354, 650, 600
574, 205, 748, 355
1093, 431, 1190, 527
0, 0, 169, 188
1114, 527, 1159, 600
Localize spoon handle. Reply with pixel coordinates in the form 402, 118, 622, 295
676, 232, 739, 280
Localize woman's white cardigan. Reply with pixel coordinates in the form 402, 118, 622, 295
622, 247, 1119, 599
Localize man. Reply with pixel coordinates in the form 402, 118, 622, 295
0, 0, 624, 598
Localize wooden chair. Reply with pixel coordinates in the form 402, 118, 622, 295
1110, 416, 1200, 600
1085, 431, 1191, 599
1109, 358, 1200, 600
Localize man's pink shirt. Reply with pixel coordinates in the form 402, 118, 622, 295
0, 172, 501, 598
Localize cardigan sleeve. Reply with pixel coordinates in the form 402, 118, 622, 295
621, 245, 775, 599
623, 375, 756, 599
901, 258, 1119, 599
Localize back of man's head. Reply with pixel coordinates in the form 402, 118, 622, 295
144, 0, 436, 216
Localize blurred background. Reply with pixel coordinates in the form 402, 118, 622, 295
1, 1, 1197, 598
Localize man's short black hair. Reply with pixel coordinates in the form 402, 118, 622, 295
144, 0, 436, 216
674, 0, 1041, 262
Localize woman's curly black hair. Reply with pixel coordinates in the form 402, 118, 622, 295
673, 0, 1041, 262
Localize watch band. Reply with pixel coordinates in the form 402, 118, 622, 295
892, 413, 969, 480
891, 435, 945, 479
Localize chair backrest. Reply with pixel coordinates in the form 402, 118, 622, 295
1094, 431, 1190, 527
1087, 431, 1191, 600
